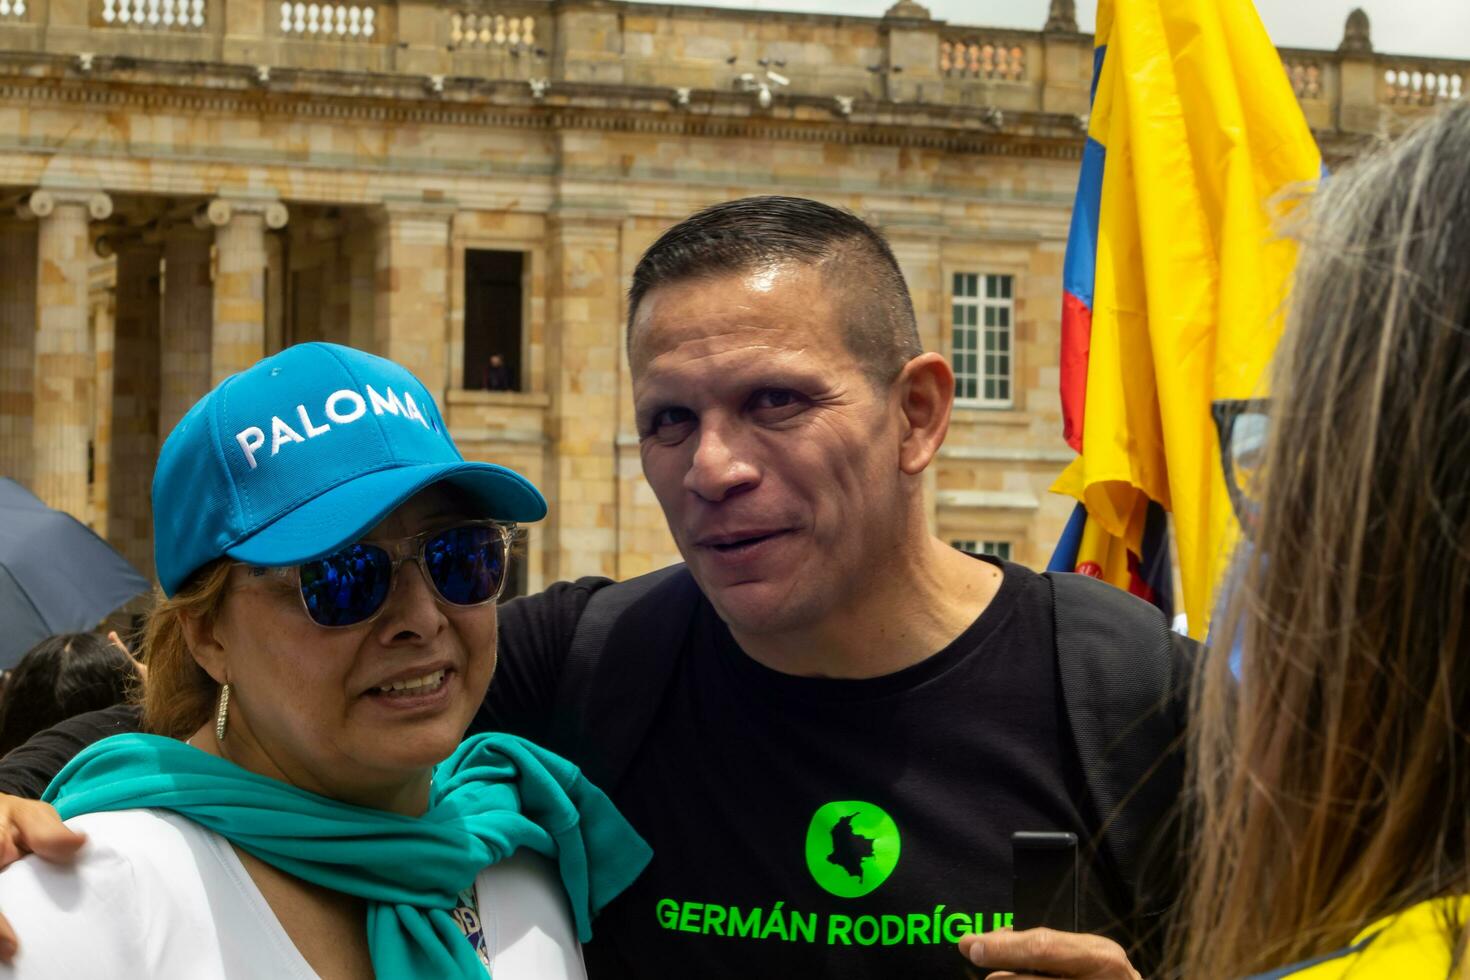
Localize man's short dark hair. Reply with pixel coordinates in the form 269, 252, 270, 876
627, 196, 923, 385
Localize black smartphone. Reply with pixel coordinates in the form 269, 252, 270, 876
1011, 831, 1078, 932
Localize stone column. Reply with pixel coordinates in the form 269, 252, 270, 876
160, 221, 215, 437
0, 219, 38, 487
544, 213, 622, 580
106, 236, 162, 579
372, 201, 452, 399
200, 197, 288, 385
23, 189, 112, 520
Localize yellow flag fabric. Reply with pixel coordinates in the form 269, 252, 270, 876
1053, 0, 1321, 637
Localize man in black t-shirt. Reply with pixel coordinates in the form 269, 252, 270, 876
0, 198, 1152, 979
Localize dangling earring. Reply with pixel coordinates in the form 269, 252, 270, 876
215, 682, 231, 741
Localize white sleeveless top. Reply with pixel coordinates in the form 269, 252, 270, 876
0, 809, 586, 979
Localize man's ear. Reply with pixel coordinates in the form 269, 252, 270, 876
180, 608, 229, 686
894, 352, 954, 476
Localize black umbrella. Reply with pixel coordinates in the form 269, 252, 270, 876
0, 477, 151, 668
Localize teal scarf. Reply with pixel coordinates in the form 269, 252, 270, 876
43, 732, 651, 979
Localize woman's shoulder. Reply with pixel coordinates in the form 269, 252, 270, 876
476, 850, 587, 980
0, 809, 315, 979
1246, 897, 1469, 979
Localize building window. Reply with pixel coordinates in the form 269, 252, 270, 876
951, 272, 1013, 406
464, 249, 525, 392
951, 539, 1012, 561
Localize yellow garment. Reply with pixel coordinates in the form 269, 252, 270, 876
1053, 0, 1321, 637
1253, 897, 1469, 978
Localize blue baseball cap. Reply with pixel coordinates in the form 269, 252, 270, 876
152, 342, 547, 597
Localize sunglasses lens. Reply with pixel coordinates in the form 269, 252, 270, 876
424, 525, 507, 606
299, 543, 393, 627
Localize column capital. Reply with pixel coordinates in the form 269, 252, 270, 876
17, 189, 113, 222
197, 197, 289, 230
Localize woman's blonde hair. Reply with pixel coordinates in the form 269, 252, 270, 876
139, 560, 232, 739
1174, 101, 1470, 977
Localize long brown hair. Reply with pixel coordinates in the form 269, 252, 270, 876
139, 560, 232, 739
1175, 101, 1470, 978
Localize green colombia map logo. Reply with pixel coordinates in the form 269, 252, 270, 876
804, 801, 901, 898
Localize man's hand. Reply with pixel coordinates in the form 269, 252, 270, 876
958, 928, 1141, 980
0, 797, 86, 959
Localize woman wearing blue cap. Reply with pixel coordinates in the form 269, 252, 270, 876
0, 343, 650, 978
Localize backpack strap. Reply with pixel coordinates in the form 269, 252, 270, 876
549, 564, 703, 793
1045, 572, 1190, 934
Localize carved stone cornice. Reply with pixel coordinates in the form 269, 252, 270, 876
0, 65, 1085, 163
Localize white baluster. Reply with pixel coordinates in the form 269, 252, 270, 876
508, 16, 520, 46
146, 0, 158, 25
477, 14, 490, 47
102, 0, 115, 22
14, 1, 24, 18
493, 14, 505, 44
524, 16, 534, 45
361, 6, 372, 37
190, 0, 202, 27
164, 0, 176, 27
332, 4, 343, 35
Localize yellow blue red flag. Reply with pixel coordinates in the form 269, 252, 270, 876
1046, 0, 1322, 637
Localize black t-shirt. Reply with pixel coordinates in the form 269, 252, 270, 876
574, 558, 1100, 979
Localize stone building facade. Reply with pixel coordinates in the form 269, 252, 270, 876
0, 0, 1461, 598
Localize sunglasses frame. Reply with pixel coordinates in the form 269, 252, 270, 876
1211, 398, 1272, 537
235, 519, 517, 629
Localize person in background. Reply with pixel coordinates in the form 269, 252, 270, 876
1170, 99, 1470, 980
483, 352, 514, 392
0, 633, 139, 757
0, 343, 648, 978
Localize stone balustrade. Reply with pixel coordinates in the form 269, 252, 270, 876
0, 0, 25, 20
278, 1, 376, 39
1284, 55, 1325, 100
1381, 60, 1464, 105
100, 0, 204, 30
448, 11, 536, 51
939, 35, 1027, 81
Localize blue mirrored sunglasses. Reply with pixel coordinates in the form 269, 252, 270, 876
238, 521, 515, 628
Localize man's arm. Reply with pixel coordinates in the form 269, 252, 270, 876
470, 577, 615, 743
0, 704, 141, 800
0, 703, 139, 959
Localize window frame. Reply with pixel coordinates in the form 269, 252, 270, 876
949, 271, 1016, 409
